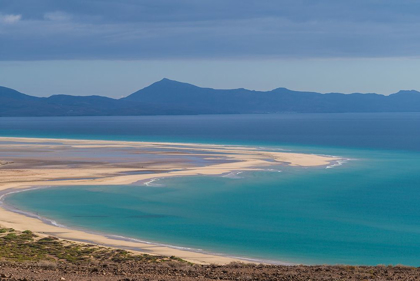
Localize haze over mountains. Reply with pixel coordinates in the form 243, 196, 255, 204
1, 78, 420, 116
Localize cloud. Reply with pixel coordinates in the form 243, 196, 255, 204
44, 11, 72, 21
1, 0, 420, 60
0, 14, 22, 24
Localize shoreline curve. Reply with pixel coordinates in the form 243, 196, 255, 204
0, 136, 341, 265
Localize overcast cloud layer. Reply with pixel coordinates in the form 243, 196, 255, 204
1, 0, 420, 60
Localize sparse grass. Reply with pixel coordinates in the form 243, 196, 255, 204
0, 227, 420, 281
0, 227, 186, 265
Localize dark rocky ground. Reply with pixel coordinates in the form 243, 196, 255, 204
0, 227, 419, 280
1, 261, 420, 281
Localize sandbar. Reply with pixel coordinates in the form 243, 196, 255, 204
0, 137, 340, 264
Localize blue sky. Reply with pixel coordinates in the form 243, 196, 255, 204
1, 0, 420, 97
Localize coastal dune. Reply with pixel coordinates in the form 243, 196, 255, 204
0, 137, 339, 264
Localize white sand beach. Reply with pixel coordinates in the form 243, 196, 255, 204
0, 137, 339, 264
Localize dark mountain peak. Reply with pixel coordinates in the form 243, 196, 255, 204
2, 81, 420, 116
151, 78, 199, 89
271, 87, 320, 96
272, 87, 291, 92
153, 78, 177, 85
271, 87, 302, 94
159, 78, 175, 83
0, 86, 23, 95
125, 79, 205, 100
0, 86, 37, 100
153, 78, 198, 89
392, 90, 420, 96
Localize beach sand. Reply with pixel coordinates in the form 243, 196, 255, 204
0, 137, 339, 264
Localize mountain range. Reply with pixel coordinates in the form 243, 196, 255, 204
1, 78, 420, 116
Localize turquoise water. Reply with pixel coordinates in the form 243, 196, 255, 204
3, 114, 420, 265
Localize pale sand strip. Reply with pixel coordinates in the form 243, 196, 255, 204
0, 137, 339, 264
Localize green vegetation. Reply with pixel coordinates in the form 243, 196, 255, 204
0, 227, 184, 264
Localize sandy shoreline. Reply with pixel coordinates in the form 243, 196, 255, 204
0, 188, 289, 266
0, 136, 340, 265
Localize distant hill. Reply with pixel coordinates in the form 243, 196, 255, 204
1, 79, 420, 116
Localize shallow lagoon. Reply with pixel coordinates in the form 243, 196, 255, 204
6, 147, 420, 265
3, 113, 420, 265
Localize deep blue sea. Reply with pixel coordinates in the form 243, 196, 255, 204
2, 113, 420, 265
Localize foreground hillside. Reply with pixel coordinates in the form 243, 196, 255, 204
1, 79, 420, 116
0, 228, 419, 281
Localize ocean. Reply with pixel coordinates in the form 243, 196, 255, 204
2, 113, 420, 265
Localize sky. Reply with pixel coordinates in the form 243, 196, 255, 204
1, 0, 420, 97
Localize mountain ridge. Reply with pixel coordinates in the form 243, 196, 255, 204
1, 79, 420, 116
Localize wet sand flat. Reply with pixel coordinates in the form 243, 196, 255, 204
0, 137, 339, 264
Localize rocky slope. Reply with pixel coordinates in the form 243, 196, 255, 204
0, 228, 419, 280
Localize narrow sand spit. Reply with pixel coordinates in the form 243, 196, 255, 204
0, 137, 340, 264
